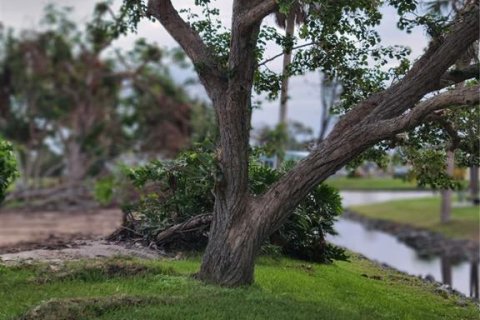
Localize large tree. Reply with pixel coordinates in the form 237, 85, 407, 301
130, 0, 480, 286
0, 5, 192, 196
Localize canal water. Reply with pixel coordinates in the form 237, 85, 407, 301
328, 191, 479, 298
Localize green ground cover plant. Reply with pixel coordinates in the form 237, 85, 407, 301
327, 177, 423, 191
1, 255, 477, 320
352, 197, 479, 240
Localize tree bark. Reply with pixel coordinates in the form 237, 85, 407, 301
318, 75, 338, 143
156, 213, 212, 246
196, 2, 262, 286
278, 13, 295, 126
198, 203, 266, 286
65, 139, 88, 186
440, 150, 454, 224
277, 13, 296, 166
470, 165, 479, 205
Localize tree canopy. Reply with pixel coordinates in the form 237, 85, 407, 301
0, 4, 195, 205
116, 0, 480, 286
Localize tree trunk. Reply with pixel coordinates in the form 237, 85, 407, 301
318, 74, 338, 143
278, 14, 296, 126
65, 139, 87, 185
196, 11, 262, 286
277, 13, 296, 166
440, 150, 454, 224
470, 165, 479, 205
198, 202, 264, 286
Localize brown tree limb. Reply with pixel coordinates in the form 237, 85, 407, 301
436, 64, 480, 90
255, 3, 479, 237
240, 0, 278, 29
372, 85, 479, 138
369, 3, 479, 120
146, 0, 226, 98
331, 2, 479, 133
156, 213, 212, 245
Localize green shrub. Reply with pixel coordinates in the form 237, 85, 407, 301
0, 138, 18, 203
249, 160, 347, 263
94, 176, 115, 206
127, 144, 216, 229
113, 144, 346, 263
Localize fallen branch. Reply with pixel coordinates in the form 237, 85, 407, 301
156, 213, 212, 245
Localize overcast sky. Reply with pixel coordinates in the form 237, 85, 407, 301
0, 0, 429, 136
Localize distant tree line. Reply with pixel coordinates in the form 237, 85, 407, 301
0, 5, 214, 208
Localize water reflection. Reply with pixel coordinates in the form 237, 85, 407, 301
334, 191, 479, 298
441, 256, 452, 286
329, 218, 479, 298
440, 256, 479, 299
470, 261, 479, 299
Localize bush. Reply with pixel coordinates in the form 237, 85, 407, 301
126, 144, 215, 230
108, 144, 346, 263
94, 176, 115, 206
249, 159, 347, 263
0, 138, 17, 203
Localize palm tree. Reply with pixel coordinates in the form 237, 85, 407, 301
317, 74, 341, 144
274, 2, 306, 165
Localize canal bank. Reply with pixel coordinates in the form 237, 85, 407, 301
331, 191, 479, 298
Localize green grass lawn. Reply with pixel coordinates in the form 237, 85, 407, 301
327, 177, 422, 190
0, 255, 477, 319
352, 197, 480, 241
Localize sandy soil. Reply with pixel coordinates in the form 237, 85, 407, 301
0, 209, 167, 263
0, 209, 123, 249
0, 240, 162, 265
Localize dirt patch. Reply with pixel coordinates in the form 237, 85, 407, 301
33, 259, 177, 284
0, 209, 123, 250
285, 263, 316, 276
17, 295, 178, 320
0, 234, 92, 254
0, 240, 163, 265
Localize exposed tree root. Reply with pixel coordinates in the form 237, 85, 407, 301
107, 213, 212, 251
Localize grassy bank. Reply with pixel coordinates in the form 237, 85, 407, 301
0, 255, 477, 319
351, 197, 479, 241
327, 177, 421, 190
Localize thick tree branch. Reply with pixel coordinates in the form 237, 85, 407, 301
435, 64, 480, 90
209, 0, 262, 213
146, 0, 226, 98
156, 213, 212, 246
369, 3, 479, 120
371, 85, 479, 138
254, 3, 480, 238
329, 2, 479, 139
240, 0, 277, 29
